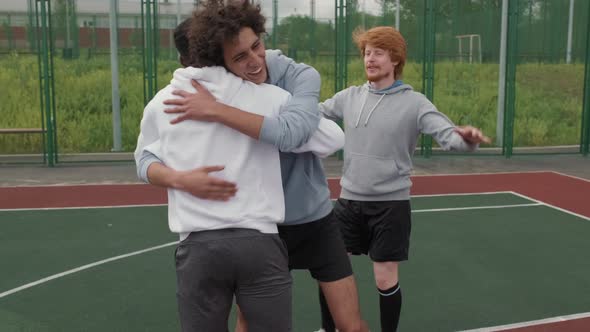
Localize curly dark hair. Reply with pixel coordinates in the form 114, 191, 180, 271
187, 0, 266, 68
174, 18, 192, 66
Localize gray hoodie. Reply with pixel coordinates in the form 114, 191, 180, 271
320, 82, 476, 201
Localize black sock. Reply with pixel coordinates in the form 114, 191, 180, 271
378, 283, 402, 332
319, 287, 336, 332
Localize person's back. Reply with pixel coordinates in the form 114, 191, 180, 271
135, 66, 290, 239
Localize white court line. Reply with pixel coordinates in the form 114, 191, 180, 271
0, 241, 178, 299
509, 191, 590, 222
327, 170, 551, 180
411, 191, 515, 198
0, 171, 552, 187
456, 191, 590, 331
0, 203, 167, 212
458, 311, 590, 331
412, 203, 541, 213
550, 171, 590, 183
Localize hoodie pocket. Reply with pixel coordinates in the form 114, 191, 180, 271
341, 153, 410, 195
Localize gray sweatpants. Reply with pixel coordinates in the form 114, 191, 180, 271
175, 228, 292, 332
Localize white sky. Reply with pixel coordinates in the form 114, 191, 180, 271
0, 0, 385, 24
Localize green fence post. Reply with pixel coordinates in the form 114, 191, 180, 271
49, 2, 58, 163
421, 0, 435, 158
310, 0, 316, 59
5, 15, 15, 50
90, 15, 97, 58
381, 1, 387, 26
272, 0, 278, 49
503, 0, 518, 158
142, 0, 158, 105
27, 0, 37, 52
71, 0, 79, 58
35, 0, 57, 166
334, 0, 348, 160
61, 0, 76, 59
581, 0, 590, 156
154, 3, 159, 61
335, 0, 347, 94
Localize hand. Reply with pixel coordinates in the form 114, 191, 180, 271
454, 126, 491, 144
174, 165, 237, 201
163, 80, 219, 124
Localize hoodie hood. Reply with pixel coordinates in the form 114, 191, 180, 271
170, 66, 243, 104
354, 82, 413, 127
366, 80, 412, 95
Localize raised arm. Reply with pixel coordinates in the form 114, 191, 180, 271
417, 98, 490, 151
259, 50, 322, 150
162, 51, 322, 152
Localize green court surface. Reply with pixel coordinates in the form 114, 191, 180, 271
1, 192, 589, 331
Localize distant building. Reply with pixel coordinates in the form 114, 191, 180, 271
0, 0, 197, 52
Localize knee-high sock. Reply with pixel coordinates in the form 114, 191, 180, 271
378, 283, 402, 332
319, 286, 336, 332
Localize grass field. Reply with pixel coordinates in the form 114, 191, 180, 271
0, 52, 584, 153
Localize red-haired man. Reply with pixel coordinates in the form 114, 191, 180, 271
317, 26, 490, 332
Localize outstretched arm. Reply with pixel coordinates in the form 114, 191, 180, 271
418, 100, 490, 151
258, 55, 322, 150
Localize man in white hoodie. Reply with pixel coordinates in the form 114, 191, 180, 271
136, 59, 294, 332
317, 26, 491, 332
135, 16, 347, 332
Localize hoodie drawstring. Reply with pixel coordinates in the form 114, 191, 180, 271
364, 94, 386, 127
354, 91, 369, 128
355, 92, 386, 128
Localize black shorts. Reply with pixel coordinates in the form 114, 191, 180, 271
333, 198, 412, 262
278, 212, 353, 282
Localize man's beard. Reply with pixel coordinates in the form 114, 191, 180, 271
365, 69, 389, 82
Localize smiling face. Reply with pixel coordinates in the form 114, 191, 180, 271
222, 27, 268, 84
353, 26, 407, 87
364, 44, 397, 85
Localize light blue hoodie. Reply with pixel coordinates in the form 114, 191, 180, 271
137, 50, 332, 225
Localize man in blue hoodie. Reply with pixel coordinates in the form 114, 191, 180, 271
137, 1, 368, 332
317, 26, 491, 332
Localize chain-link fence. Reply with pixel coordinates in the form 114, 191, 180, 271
0, 0, 589, 164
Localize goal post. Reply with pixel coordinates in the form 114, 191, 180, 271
455, 34, 482, 63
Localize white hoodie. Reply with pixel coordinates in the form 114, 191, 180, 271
135, 67, 290, 239
135, 67, 344, 240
